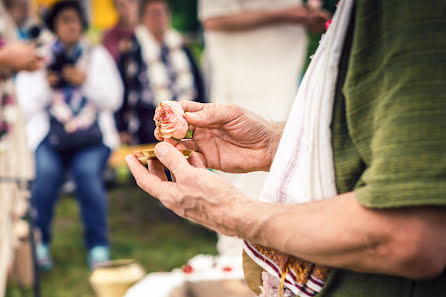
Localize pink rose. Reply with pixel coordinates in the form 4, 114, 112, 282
153, 101, 189, 140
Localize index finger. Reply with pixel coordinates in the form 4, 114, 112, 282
179, 101, 205, 113
125, 154, 172, 199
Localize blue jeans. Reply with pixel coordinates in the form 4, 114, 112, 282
31, 138, 111, 250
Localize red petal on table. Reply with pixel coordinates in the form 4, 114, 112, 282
223, 266, 232, 272
183, 264, 193, 274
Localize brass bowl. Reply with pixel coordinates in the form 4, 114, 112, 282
134, 149, 193, 164
89, 259, 146, 297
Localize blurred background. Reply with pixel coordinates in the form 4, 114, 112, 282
2, 0, 338, 296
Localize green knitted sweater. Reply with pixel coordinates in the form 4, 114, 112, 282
323, 0, 446, 296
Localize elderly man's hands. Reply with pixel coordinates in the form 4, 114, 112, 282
126, 142, 248, 236
156, 102, 284, 173
127, 102, 281, 235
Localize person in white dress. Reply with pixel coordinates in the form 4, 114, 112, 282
198, 0, 329, 255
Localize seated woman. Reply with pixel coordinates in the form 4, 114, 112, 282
115, 0, 205, 145
16, 0, 123, 270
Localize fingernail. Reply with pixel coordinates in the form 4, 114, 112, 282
155, 143, 170, 158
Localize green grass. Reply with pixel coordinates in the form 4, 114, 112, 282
6, 180, 217, 297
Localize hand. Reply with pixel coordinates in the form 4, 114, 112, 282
0, 42, 44, 72
280, 6, 310, 23
306, 9, 331, 33
126, 142, 247, 236
47, 71, 60, 87
156, 102, 284, 173
62, 65, 86, 86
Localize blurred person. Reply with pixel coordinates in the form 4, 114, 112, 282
16, 0, 123, 270
198, 0, 329, 255
115, 0, 205, 145
0, 2, 42, 295
102, 0, 139, 62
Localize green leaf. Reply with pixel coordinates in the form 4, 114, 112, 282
185, 129, 193, 139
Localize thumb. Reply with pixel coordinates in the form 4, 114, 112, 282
155, 142, 191, 178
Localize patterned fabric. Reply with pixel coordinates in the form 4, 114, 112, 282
0, 4, 34, 297
47, 40, 97, 133
0, 29, 15, 151
0, 81, 15, 151
115, 29, 205, 144
246, 243, 330, 297
134, 26, 196, 105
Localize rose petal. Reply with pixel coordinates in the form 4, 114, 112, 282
154, 101, 189, 139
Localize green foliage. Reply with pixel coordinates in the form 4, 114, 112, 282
303, 32, 323, 72
168, 0, 200, 32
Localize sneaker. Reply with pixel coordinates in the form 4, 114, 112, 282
36, 243, 53, 271
88, 246, 110, 270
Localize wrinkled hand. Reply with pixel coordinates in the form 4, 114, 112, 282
62, 65, 86, 86
0, 42, 43, 72
306, 9, 331, 33
126, 142, 247, 236
156, 102, 283, 173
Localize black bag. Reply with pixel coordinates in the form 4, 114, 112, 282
47, 115, 103, 152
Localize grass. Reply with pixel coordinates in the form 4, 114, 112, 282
6, 176, 218, 297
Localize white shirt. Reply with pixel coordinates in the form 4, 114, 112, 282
199, 0, 308, 122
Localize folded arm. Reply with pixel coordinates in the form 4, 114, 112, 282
202, 6, 309, 31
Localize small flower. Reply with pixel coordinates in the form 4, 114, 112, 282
222, 266, 232, 272
154, 101, 189, 140
325, 19, 332, 31
182, 264, 193, 274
